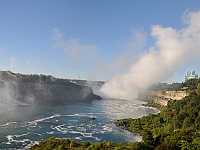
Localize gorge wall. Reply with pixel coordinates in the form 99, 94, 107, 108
0, 71, 101, 106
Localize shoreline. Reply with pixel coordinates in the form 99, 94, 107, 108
114, 103, 160, 140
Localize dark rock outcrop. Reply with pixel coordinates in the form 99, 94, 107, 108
0, 71, 101, 105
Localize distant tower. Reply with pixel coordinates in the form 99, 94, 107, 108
185, 70, 198, 81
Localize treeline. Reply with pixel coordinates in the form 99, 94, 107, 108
30, 137, 149, 150
149, 82, 183, 91
116, 78, 200, 150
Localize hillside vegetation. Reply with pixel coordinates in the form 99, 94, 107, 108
30, 137, 149, 150
116, 78, 200, 149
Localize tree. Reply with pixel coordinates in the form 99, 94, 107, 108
155, 143, 176, 150
182, 117, 193, 128
143, 130, 154, 145
196, 83, 200, 96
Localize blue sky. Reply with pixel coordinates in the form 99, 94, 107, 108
0, 0, 199, 81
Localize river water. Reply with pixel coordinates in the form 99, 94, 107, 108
0, 98, 158, 149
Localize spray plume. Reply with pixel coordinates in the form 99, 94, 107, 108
101, 10, 200, 100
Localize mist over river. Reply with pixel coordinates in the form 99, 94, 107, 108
0, 98, 158, 149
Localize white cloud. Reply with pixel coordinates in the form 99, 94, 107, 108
53, 28, 97, 63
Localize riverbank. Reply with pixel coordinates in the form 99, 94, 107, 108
142, 100, 163, 110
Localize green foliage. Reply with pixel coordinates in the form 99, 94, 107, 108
183, 78, 200, 94
116, 79, 200, 150
30, 137, 151, 150
196, 83, 200, 96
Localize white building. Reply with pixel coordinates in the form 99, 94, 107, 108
185, 70, 198, 81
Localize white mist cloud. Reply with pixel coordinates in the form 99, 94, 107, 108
101, 10, 200, 100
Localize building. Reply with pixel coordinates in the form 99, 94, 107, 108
185, 70, 198, 81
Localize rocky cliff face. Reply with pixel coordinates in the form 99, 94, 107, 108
147, 90, 188, 106
0, 71, 101, 105
152, 90, 188, 100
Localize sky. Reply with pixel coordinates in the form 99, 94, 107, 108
0, 0, 200, 81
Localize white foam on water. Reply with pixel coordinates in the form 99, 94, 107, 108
53, 124, 68, 134
14, 132, 30, 138
27, 114, 61, 125
26, 113, 98, 127
67, 130, 93, 138
81, 132, 93, 138
47, 131, 54, 134
6, 135, 13, 144
33, 132, 42, 136
0, 122, 17, 127
68, 130, 82, 134
75, 137, 82, 140
100, 124, 113, 133
6, 134, 31, 145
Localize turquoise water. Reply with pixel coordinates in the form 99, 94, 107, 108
0, 99, 158, 149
